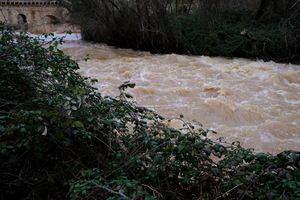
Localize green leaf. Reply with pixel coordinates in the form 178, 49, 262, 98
0, 125, 5, 132
0, 116, 9, 120
116, 152, 122, 159
145, 195, 157, 200
74, 121, 84, 128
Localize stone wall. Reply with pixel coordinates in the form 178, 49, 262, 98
0, 1, 68, 32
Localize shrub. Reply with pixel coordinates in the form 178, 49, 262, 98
0, 26, 300, 200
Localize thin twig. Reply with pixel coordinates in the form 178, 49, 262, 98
214, 183, 243, 200
142, 184, 163, 198
93, 134, 116, 153
0, 102, 16, 109
92, 183, 133, 200
290, 0, 300, 9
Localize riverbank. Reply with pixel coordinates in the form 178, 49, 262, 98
1, 27, 300, 200
28, 31, 300, 154
65, 0, 300, 64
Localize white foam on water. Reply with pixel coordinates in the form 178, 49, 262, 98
59, 40, 300, 154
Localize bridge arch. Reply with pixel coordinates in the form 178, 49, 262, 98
17, 14, 27, 24
0, 1, 67, 31
44, 15, 60, 24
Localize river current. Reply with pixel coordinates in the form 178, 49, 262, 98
60, 38, 300, 154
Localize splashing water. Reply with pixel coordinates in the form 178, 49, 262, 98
60, 39, 300, 154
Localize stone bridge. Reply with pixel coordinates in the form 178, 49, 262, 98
0, 0, 68, 31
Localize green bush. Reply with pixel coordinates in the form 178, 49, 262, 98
1, 27, 300, 200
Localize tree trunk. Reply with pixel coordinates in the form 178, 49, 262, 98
255, 0, 298, 22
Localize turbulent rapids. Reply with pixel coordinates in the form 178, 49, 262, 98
60, 38, 300, 154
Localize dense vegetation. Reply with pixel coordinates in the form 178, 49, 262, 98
1, 27, 300, 200
64, 0, 300, 63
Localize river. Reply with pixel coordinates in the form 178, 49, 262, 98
59, 37, 300, 155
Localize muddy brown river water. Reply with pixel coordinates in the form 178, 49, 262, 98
60, 39, 300, 154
